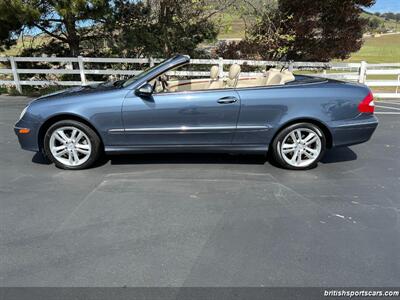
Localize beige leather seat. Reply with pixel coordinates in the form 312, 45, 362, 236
264, 68, 281, 85
210, 65, 219, 79
208, 65, 222, 89
267, 73, 285, 85
268, 68, 280, 74
236, 68, 282, 88
280, 70, 295, 83
265, 69, 295, 86
223, 64, 241, 88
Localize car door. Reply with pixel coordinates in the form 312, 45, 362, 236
233, 86, 298, 145
121, 89, 241, 145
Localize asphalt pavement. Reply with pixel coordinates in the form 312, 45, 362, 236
1, 96, 399, 287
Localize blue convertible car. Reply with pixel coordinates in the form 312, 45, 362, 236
15, 55, 378, 170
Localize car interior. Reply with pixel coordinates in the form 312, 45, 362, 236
149, 64, 296, 93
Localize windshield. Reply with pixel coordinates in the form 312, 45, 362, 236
122, 57, 176, 88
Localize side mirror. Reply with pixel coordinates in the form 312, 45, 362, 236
135, 83, 153, 97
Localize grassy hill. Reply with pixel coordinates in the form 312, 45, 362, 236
343, 33, 400, 63
0, 35, 50, 56
361, 11, 400, 32
217, 11, 399, 40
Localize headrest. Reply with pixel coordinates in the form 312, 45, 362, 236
210, 65, 219, 80
229, 64, 241, 80
281, 70, 293, 75
263, 68, 280, 77
269, 68, 280, 73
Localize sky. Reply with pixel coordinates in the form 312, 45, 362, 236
367, 0, 400, 13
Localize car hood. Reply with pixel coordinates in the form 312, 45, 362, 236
31, 83, 122, 104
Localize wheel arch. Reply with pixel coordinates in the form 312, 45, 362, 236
271, 118, 333, 149
38, 113, 104, 151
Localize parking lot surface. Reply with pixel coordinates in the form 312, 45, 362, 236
1, 96, 399, 287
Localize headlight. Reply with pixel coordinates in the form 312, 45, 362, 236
19, 106, 28, 120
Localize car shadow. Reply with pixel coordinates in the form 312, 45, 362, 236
30, 147, 357, 167
31, 152, 52, 165
108, 147, 357, 167
109, 153, 268, 165
320, 147, 357, 164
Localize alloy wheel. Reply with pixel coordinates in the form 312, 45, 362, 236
279, 128, 322, 168
49, 126, 92, 167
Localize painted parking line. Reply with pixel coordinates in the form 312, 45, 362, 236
375, 105, 400, 111
377, 101, 400, 106
374, 101, 400, 115
378, 104, 400, 108
375, 112, 400, 115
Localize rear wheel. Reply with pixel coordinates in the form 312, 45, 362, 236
44, 120, 101, 170
271, 122, 326, 170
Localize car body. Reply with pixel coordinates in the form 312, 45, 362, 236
15, 55, 378, 170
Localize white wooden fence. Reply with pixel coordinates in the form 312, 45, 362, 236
0, 56, 399, 98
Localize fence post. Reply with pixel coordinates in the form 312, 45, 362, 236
9, 56, 22, 94
218, 57, 224, 78
288, 61, 294, 72
149, 57, 154, 67
77, 56, 87, 85
359, 61, 367, 84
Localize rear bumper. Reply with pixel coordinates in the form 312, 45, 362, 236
331, 115, 378, 147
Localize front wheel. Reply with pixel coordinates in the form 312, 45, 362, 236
271, 123, 326, 170
44, 120, 102, 170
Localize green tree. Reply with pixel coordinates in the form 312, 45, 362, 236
367, 17, 382, 32
105, 0, 220, 58
217, 3, 296, 61
0, 0, 110, 56
279, 0, 376, 61
0, 0, 38, 50
218, 0, 376, 62
382, 12, 396, 20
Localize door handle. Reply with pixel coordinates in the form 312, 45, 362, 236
217, 96, 238, 104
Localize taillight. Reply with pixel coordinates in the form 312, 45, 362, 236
358, 92, 375, 113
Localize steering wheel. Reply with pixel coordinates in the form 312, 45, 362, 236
158, 75, 169, 92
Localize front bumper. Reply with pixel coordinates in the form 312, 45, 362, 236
331, 115, 379, 147
14, 119, 40, 152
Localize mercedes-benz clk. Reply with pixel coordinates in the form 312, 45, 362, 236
15, 55, 378, 170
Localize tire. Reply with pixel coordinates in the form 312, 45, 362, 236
44, 120, 102, 170
271, 122, 326, 170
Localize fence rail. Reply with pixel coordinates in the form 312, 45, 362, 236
0, 56, 399, 98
